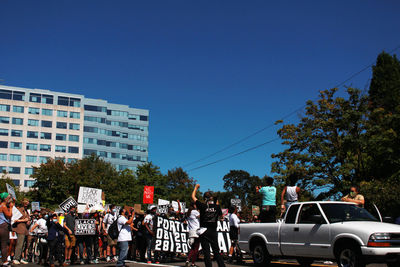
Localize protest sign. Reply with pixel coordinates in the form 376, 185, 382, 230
59, 196, 78, 213
134, 204, 142, 213
153, 217, 231, 253
77, 187, 102, 206
143, 186, 154, 204
252, 205, 260, 216
221, 208, 229, 218
6, 183, 16, 200
157, 199, 170, 214
11, 206, 22, 224
75, 219, 96, 235
31, 202, 40, 212
171, 201, 186, 212
230, 198, 242, 212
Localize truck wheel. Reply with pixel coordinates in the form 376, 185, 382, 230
296, 257, 314, 267
336, 245, 365, 267
252, 243, 271, 266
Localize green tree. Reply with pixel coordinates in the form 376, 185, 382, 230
222, 170, 262, 206
271, 88, 370, 199
165, 167, 197, 204
136, 162, 168, 206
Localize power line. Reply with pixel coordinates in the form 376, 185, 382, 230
184, 44, 400, 170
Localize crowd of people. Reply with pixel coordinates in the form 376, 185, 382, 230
0, 179, 375, 267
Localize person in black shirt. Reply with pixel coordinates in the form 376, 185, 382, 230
191, 184, 226, 267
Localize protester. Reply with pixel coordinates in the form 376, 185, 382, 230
63, 206, 77, 265
0, 193, 13, 266
341, 185, 365, 207
47, 213, 69, 267
143, 205, 158, 264
103, 205, 118, 262
134, 213, 146, 262
185, 202, 200, 267
12, 198, 30, 265
29, 211, 48, 265
191, 184, 226, 267
116, 208, 134, 267
256, 176, 277, 222
25, 210, 39, 262
281, 173, 301, 213
228, 206, 243, 264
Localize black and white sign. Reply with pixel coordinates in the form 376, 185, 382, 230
153, 217, 231, 253
6, 183, 16, 200
157, 199, 170, 214
75, 219, 96, 235
77, 187, 102, 206
230, 199, 242, 212
31, 202, 40, 212
59, 197, 78, 213
154, 216, 189, 253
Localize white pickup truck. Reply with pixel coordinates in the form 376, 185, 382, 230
239, 201, 400, 267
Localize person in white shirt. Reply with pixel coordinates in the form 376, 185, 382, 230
228, 206, 243, 263
30, 212, 49, 265
116, 208, 134, 267
103, 205, 118, 262
143, 205, 157, 264
185, 202, 200, 267
281, 173, 301, 214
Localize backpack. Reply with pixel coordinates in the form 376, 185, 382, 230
107, 215, 120, 240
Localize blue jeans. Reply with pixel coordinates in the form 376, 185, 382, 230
116, 241, 129, 267
145, 233, 153, 262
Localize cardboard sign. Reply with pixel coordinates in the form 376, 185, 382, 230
77, 187, 102, 206
157, 199, 170, 214
230, 199, 242, 212
75, 219, 96, 235
59, 196, 78, 213
143, 186, 154, 204
252, 205, 260, 216
6, 184, 16, 200
171, 201, 186, 213
31, 202, 40, 212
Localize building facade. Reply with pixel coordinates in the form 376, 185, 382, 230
0, 85, 149, 190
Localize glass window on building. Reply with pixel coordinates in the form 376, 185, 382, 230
12, 106, 24, 113
24, 180, 35, 188
68, 146, 79, 154
69, 98, 81, 107
41, 120, 52, 128
29, 93, 41, 103
12, 179, 20, 186
69, 123, 80, 130
0, 104, 10, 112
13, 91, 25, 101
40, 144, 51, 152
26, 155, 37, 163
28, 107, 40, 114
57, 110, 68, 117
140, 115, 148, 121
67, 158, 77, 163
69, 112, 80, 119
84, 149, 97, 155
11, 130, 22, 137
55, 157, 65, 163
42, 109, 53, 116
26, 143, 38, 151
0, 141, 7, 148
0, 90, 12, 100
0, 129, 8, 136
42, 94, 53, 104
55, 145, 66, 153
10, 142, 22, 149
12, 118, 23, 125
9, 167, 21, 174
69, 135, 79, 142
28, 119, 39, 126
57, 96, 69, 106
0, 166, 6, 173
9, 154, 21, 162
0, 154, 6, 161
39, 156, 49, 164
84, 105, 106, 113
56, 122, 67, 129
25, 168, 34, 175
56, 133, 67, 141
0, 116, 10, 124
27, 131, 38, 138
40, 132, 52, 140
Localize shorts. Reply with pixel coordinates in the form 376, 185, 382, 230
229, 226, 238, 241
106, 234, 117, 246
65, 234, 76, 247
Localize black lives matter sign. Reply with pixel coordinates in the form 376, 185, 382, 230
75, 219, 96, 235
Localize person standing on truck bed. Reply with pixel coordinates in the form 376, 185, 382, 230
256, 176, 277, 222
281, 173, 301, 213
341, 185, 365, 208
191, 184, 226, 267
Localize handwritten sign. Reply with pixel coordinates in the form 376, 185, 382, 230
6, 184, 16, 200
77, 187, 102, 206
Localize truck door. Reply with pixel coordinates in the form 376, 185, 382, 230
279, 204, 300, 256
294, 203, 331, 258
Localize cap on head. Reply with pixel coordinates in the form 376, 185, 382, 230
0, 192, 9, 201
148, 205, 157, 211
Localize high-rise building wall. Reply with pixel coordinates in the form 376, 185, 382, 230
0, 85, 149, 190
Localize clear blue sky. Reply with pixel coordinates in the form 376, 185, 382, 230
1, 1, 399, 192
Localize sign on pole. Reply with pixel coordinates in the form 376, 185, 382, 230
143, 186, 154, 204
230, 199, 242, 212
31, 202, 40, 212
6, 184, 16, 200
75, 219, 96, 235
59, 197, 78, 213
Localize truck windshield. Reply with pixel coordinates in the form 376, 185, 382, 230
320, 203, 379, 223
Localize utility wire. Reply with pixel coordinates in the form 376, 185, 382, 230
184, 44, 400, 170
